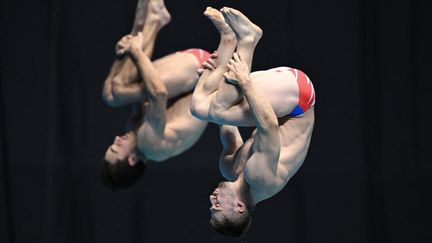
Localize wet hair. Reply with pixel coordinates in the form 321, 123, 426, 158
209, 205, 254, 238
100, 157, 146, 190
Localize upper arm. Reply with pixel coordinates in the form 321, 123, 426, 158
136, 101, 173, 161
244, 127, 281, 186
218, 125, 244, 180
219, 125, 243, 156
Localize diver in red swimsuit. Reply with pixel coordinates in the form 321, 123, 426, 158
190, 7, 315, 237
100, 0, 209, 190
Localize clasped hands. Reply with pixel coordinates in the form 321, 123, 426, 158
199, 52, 251, 87
115, 33, 145, 56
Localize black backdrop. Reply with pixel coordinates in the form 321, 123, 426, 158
1, 0, 431, 242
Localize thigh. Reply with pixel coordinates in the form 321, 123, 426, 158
153, 52, 201, 98
212, 68, 301, 126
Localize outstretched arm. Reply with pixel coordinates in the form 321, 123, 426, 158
224, 53, 281, 186
219, 125, 244, 180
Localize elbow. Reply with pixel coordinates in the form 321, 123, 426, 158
103, 95, 119, 108
190, 105, 207, 121
102, 90, 121, 108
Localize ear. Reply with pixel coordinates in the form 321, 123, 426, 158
128, 153, 139, 166
237, 201, 246, 214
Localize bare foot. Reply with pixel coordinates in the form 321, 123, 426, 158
145, 0, 171, 28
204, 7, 234, 38
220, 7, 262, 45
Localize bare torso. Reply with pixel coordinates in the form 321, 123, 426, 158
137, 93, 208, 161
227, 108, 315, 204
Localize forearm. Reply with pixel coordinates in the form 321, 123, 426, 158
128, 47, 168, 131
238, 77, 278, 132
103, 56, 146, 107
111, 81, 146, 105
129, 46, 167, 99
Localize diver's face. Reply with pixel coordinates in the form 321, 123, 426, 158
209, 182, 236, 220
104, 131, 137, 163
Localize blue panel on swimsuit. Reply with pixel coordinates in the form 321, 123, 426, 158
288, 105, 304, 117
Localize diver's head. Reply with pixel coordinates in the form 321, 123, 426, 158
101, 131, 147, 190
209, 181, 253, 237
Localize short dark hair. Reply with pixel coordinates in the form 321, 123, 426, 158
100, 158, 146, 190
209, 206, 253, 238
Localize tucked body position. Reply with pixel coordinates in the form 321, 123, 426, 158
100, 0, 208, 190
190, 7, 315, 237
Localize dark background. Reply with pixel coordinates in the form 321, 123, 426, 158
1, 0, 431, 242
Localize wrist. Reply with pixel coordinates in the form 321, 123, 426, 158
129, 45, 142, 56
238, 75, 252, 88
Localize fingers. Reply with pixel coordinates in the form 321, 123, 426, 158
207, 58, 217, 68
203, 61, 215, 70
210, 51, 218, 59
116, 48, 127, 56
223, 72, 238, 85
233, 52, 241, 62
120, 34, 133, 43
202, 57, 217, 70
228, 59, 236, 66
118, 40, 128, 48
226, 62, 234, 72
223, 72, 231, 81
197, 68, 205, 76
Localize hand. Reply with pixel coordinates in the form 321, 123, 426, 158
223, 52, 250, 86
115, 32, 145, 56
198, 51, 218, 76
115, 34, 133, 56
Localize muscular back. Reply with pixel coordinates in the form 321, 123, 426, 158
242, 108, 315, 204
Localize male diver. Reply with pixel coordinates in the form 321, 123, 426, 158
100, 0, 208, 189
191, 7, 315, 237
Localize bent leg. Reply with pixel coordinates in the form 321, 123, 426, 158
103, 0, 170, 107
208, 7, 263, 126
190, 7, 237, 120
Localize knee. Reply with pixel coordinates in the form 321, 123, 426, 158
190, 94, 209, 121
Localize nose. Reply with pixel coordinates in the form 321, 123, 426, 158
114, 136, 121, 144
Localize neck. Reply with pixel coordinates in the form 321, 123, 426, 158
233, 174, 257, 207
